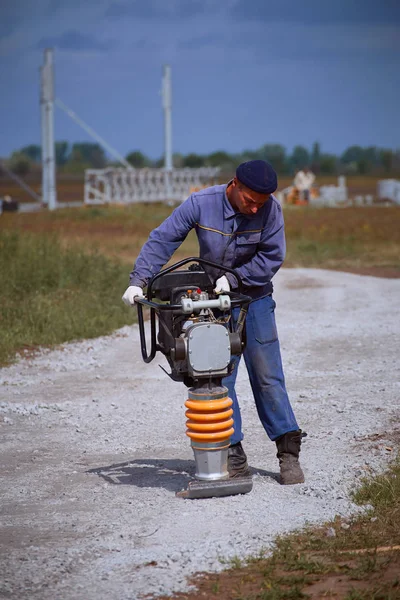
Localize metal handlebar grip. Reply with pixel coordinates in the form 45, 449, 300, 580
181, 295, 231, 314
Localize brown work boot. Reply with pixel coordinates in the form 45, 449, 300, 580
228, 442, 250, 478
275, 430, 305, 485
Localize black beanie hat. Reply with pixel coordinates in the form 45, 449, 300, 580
236, 159, 278, 194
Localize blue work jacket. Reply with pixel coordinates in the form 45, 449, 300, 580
130, 183, 286, 299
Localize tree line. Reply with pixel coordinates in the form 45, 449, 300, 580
3, 141, 400, 177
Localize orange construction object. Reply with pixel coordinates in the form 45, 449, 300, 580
185, 407, 233, 422
186, 418, 234, 433
185, 398, 232, 412
185, 395, 234, 443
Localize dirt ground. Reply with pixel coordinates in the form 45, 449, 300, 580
1, 268, 399, 599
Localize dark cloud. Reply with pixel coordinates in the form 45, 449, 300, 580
0, 0, 51, 22
177, 0, 206, 19
36, 30, 115, 52
46, 0, 100, 11
178, 33, 221, 50
231, 0, 400, 25
106, 0, 205, 20
224, 27, 400, 65
0, 15, 20, 39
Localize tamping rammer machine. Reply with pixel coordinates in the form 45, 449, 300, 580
135, 257, 253, 499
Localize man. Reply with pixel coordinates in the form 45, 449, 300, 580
293, 166, 315, 203
122, 160, 305, 485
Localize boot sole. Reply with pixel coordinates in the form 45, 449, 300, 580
280, 475, 305, 485
229, 468, 251, 479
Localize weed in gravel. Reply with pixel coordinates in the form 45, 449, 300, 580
211, 581, 219, 594
230, 556, 244, 569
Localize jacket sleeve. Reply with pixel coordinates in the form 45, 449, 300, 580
226, 199, 286, 289
129, 195, 199, 287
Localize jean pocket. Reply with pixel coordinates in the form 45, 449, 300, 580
250, 296, 278, 344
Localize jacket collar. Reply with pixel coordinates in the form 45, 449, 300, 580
223, 181, 236, 220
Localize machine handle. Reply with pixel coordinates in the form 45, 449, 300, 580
181, 294, 231, 314
146, 256, 244, 300
135, 290, 251, 312
134, 258, 252, 364
136, 300, 158, 363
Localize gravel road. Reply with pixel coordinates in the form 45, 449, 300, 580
1, 268, 399, 599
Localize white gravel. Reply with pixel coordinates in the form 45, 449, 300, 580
1, 268, 399, 599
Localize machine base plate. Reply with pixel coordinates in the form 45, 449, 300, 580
176, 476, 253, 499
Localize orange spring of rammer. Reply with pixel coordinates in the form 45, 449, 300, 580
185, 396, 234, 444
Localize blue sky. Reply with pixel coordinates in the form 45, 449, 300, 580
0, 0, 399, 160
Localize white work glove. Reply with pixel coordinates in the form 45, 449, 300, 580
214, 275, 230, 294
122, 285, 144, 306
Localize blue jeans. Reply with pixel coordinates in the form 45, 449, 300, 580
223, 295, 299, 443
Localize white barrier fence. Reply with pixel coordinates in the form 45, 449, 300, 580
84, 167, 220, 205
377, 179, 400, 204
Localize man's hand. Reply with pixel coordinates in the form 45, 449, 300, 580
214, 275, 230, 294
122, 285, 144, 306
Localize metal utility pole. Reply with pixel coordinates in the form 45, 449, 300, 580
162, 65, 172, 202
162, 65, 173, 171
40, 48, 57, 210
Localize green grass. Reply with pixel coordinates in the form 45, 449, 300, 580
1, 203, 399, 364
0, 230, 135, 365
283, 206, 400, 275
3, 205, 400, 276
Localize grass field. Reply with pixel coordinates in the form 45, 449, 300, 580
1, 202, 399, 362
0, 229, 135, 365
2, 203, 400, 276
